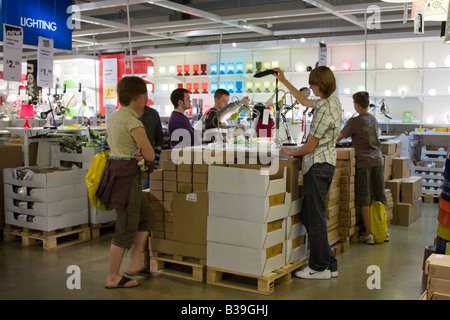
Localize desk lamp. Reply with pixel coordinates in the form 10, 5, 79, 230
19, 104, 34, 128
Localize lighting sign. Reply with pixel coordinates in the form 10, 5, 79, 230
0, 0, 72, 50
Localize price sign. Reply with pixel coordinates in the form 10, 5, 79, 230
3, 24, 23, 82
37, 36, 54, 88
104, 86, 116, 98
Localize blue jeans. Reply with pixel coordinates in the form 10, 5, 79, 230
301, 163, 338, 272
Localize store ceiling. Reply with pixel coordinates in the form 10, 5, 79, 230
20, 1, 450, 57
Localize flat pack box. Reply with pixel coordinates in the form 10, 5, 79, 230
5, 209, 88, 232
380, 140, 398, 155
425, 254, 450, 279
336, 147, 355, 160
149, 237, 206, 260
385, 179, 403, 203
0, 145, 23, 229
207, 241, 285, 276
207, 216, 286, 249
393, 198, 422, 226
3, 166, 87, 188
289, 197, 303, 217
286, 213, 306, 239
392, 157, 411, 179
285, 235, 307, 264
149, 169, 163, 181
401, 176, 422, 204
172, 191, 208, 245
50, 145, 100, 169
5, 196, 87, 217
208, 191, 291, 223
208, 165, 286, 198
4, 182, 87, 203
427, 278, 450, 300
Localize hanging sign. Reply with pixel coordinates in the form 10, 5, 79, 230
37, 36, 54, 88
2, 23, 23, 82
414, 8, 425, 35
0, 0, 72, 50
27, 60, 41, 104
318, 42, 327, 67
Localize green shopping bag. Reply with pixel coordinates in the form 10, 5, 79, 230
370, 200, 388, 243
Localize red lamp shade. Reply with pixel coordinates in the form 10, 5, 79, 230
177, 65, 183, 76
193, 64, 199, 75
184, 64, 190, 76
19, 104, 34, 128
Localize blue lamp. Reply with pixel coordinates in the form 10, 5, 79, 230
227, 82, 234, 93
236, 62, 244, 74
211, 82, 218, 93
236, 81, 243, 93
211, 63, 218, 75
227, 63, 235, 74
220, 63, 226, 75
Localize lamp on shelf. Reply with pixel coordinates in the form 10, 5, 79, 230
211, 82, 218, 93
177, 65, 183, 76
19, 104, 34, 128
263, 81, 271, 93
246, 62, 253, 73
264, 61, 271, 70
220, 63, 226, 75
193, 64, 199, 75
255, 61, 262, 72
227, 63, 235, 74
236, 81, 243, 93
184, 64, 190, 76
236, 62, 244, 74
246, 81, 253, 93
227, 82, 234, 93
186, 83, 192, 94
202, 82, 208, 94
193, 83, 200, 94
201, 64, 207, 75
254, 81, 262, 93
211, 63, 218, 75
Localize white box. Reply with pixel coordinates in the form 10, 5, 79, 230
285, 238, 308, 264
207, 216, 286, 249
5, 196, 88, 217
5, 209, 88, 232
208, 191, 291, 223
51, 145, 100, 169
4, 182, 87, 202
3, 167, 87, 188
208, 165, 286, 197
88, 203, 117, 224
206, 241, 286, 276
286, 214, 306, 240
289, 197, 304, 216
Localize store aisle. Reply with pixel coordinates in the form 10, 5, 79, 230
0, 202, 439, 300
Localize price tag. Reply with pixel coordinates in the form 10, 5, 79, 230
104, 86, 116, 98
3, 24, 23, 82
37, 37, 54, 88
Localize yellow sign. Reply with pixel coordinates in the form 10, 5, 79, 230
104, 86, 116, 98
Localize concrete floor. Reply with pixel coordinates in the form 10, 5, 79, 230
0, 202, 439, 301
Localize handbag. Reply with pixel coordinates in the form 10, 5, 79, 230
85, 149, 112, 211
370, 200, 388, 243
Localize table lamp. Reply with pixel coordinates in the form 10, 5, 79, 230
19, 104, 34, 128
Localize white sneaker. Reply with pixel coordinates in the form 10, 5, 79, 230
294, 266, 331, 279
359, 233, 375, 245
331, 270, 338, 278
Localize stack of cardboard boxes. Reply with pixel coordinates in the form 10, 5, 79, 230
424, 254, 450, 300
380, 140, 402, 182
336, 148, 357, 241
386, 175, 422, 226
325, 169, 341, 245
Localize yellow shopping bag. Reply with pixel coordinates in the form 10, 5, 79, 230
370, 201, 388, 243
85, 149, 112, 211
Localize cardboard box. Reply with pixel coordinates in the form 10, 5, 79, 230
336, 147, 355, 159
285, 236, 307, 264
206, 241, 285, 276
427, 278, 450, 300
289, 197, 303, 216
380, 140, 398, 155
177, 171, 192, 183
193, 172, 208, 184
161, 159, 176, 171
5, 196, 87, 217
149, 179, 162, 191
385, 179, 403, 203
393, 198, 421, 226
144, 189, 163, 201
5, 209, 88, 232
149, 237, 206, 259
50, 145, 100, 168
425, 254, 450, 279
0, 145, 23, 229
3, 167, 87, 188
149, 169, 163, 181
163, 180, 177, 192
208, 165, 286, 197
177, 163, 192, 172
208, 191, 291, 223
193, 183, 208, 191
286, 213, 306, 239
392, 157, 411, 179
4, 182, 86, 203
172, 191, 208, 245
177, 183, 192, 193
163, 170, 177, 181
193, 163, 209, 173
401, 176, 422, 204
207, 216, 286, 249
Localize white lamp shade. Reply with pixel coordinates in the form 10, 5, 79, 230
424, 0, 449, 21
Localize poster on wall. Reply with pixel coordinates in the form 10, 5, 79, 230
2, 23, 23, 82
0, 0, 72, 50
37, 36, 54, 88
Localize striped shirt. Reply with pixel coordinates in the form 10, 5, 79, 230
302, 94, 342, 174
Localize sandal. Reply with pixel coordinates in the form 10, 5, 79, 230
105, 276, 139, 289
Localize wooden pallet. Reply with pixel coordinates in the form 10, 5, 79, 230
150, 252, 206, 282
206, 258, 308, 295
90, 221, 115, 239
422, 193, 440, 203
3, 224, 91, 251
